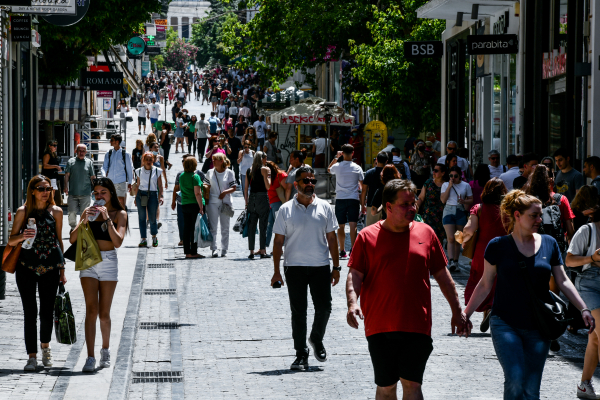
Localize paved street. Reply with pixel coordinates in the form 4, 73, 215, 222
0, 97, 596, 399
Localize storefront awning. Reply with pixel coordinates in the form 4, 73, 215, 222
38, 85, 89, 123
417, 0, 516, 21
270, 97, 354, 126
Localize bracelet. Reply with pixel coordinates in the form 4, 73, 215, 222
582, 308, 591, 315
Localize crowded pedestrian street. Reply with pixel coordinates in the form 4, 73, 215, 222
0, 96, 597, 399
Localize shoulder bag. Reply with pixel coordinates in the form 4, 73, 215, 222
509, 235, 573, 340
461, 204, 481, 259
215, 171, 235, 218
2, 206, 27, 273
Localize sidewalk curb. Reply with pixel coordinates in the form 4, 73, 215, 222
107, 248, 147, 400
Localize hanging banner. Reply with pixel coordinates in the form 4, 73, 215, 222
467, 34, 518, 55
141, 61, 151, 77
403, 41, 443, 58
13, 0, 76, 15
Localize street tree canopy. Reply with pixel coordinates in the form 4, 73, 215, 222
38, 0, 162, 84
191, 0, 240, 67
222, 0, 443, 134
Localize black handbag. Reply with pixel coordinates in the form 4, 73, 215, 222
510, 236, 573, 340
54, 283, 77, 344
201, 158, 211, 173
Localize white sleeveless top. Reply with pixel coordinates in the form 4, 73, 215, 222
239, 150, 254, 173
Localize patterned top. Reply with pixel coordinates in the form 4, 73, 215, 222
411, 151, 431, 176
421, 178, 446, 241
19, 210, 65, 275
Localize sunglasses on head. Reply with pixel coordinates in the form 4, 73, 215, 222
92, 178, 111, 186
35, 186, 53, 192
298, 178, 317, 185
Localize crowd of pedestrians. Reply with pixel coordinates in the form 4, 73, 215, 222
11, 64, 600, 400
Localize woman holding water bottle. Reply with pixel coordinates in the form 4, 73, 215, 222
8, 175, 66, 372
441, 166, 473, 272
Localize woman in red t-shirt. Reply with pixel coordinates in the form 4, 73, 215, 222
265, 161, 289, 250
462, 178, 508, 332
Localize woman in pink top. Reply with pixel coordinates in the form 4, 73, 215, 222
469, 164, 491, 205
205, 136, 226, 170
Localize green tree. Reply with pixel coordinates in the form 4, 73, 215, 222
38, 0, 162, 84
151, 54, 165, 69
221, 0, 443, 132
165, 26, 179, 50
191, 0, 240, 67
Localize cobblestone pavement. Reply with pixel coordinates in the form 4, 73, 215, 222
0, 96, 597, 399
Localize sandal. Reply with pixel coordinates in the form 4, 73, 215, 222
139, 239, 148, 247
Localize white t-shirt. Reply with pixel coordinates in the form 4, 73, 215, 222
218, 104, 228, 119
229, 105, 238, 116
438, 155, 470, 172
136, 103, 148, 116
329, 161, 364, 201
488, 164, 507, 179
273, 196, 339, 267
136, 167, 162, 191
441, 181, 473, 206
196, 120, 210, 138
313, 138, 330, 155
148, 103, 161, 119
567, 223, 598, 272
206, 168, 236, 204
253, 120, 267, 139
499, 167, 521, 191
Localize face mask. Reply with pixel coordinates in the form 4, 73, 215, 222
183, 112, 187, 115
352, 132, 357, 137
152, 151, 158, 156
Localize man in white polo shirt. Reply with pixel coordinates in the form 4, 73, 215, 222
438, 141, 473, 178
499, 154, 521, 191
271, 166, 340, 371
328, 144, 365, 259
487, 149, 507, 178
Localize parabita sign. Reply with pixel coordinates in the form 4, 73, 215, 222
81, 72, 124, 91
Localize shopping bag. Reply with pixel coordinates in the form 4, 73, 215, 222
241, 213, 258, 238
75, 223, 103, 271
54, 283, 77, 345
233, 210, 246, 232
201, 214, 213, 242
193, 214, 213, 248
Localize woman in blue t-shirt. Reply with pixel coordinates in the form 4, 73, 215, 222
462, 190, 594, 399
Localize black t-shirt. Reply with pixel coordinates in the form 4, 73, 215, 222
227, 136, 242, 160
371, 188, 387, 219
513, 176, 527, 190
363, 167, 383, 206
247, 168, 267, 193
132, 148, 144, 169
235, 122, 248, 137
158, 80, 166, 89
182, 82, 188, 91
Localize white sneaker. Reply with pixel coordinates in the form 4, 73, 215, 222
82, 357, 96, 373
578, 380, 598, 399
99, 348, 110, 368
41, 346, 53, 367
24, 358, 38, 372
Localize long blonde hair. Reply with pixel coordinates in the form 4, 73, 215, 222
500, 190, 542, 233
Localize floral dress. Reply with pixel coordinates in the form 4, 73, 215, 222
421, 178, 446, 242
19, 210, 64, 275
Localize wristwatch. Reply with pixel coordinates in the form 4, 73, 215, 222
332, 266, 342, 272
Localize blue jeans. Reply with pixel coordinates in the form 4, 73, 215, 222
490, 315, 550, 400
240, 174, 246, 197
266, 201, 282, 247
177, 203, 184, 241
136, 191, 159, 239
257, 137, 265, 151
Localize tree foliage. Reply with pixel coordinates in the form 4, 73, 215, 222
191, 0, 240, 67
164, 39, 199, 71
38, 0, 162, 84
221, 0, 444, 133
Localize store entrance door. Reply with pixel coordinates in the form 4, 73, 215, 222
548, 93, 567, 157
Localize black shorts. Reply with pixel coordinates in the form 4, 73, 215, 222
367, 331, 433, 387
138, 117, 146, 125
335, 199, 360, 225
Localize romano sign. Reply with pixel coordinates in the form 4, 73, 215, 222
81, 72, 124, 91
466, 34, 518, 55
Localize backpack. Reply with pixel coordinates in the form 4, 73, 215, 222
539, 193, 567, 252
106, 149, 129, 182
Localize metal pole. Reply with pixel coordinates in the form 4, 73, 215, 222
326, 113, 331, 200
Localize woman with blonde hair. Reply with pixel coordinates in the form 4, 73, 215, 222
463, 190, 594, 399
205, 152, 237, 257
144, 133, 158, 153
9, 175, 65, 371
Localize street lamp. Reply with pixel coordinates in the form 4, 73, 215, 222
313, 101, 346, 200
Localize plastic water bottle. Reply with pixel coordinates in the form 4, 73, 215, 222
22, 218, 37, 249
88, 199, 106, 222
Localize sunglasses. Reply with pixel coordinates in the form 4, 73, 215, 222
449, 174, 460, 178
433, 169, 441, 173
447, 147, 457, 151
489, 157, 499, 161
35, 186, 53, 192
49, 144, 57, 147
298, 178, 317, 185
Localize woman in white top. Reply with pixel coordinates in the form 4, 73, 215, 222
134, 152, 164, 247
311, 129, 332, 168
238, 140, 255, 196
440, 166, 473, 269
229, 101, 238, 122
205, 153, 237, 257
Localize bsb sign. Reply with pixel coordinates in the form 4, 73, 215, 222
403, 41, 443, 58
81, 72, 124, 91
467, 34, 518, 55
127, 37, 146, 56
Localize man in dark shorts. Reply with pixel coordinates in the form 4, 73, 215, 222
346, 179, 468, 399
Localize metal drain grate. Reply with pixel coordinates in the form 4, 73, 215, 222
144, 289, 176, 295
139, 322, 180, 329
132, 371, 183, 383
147, 263, 175, 269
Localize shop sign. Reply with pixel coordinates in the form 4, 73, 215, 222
404, 41, 443, 58
13, 0, 76, 15
155, 19, 166, 40
279, 114, 354, 126
31, 29, 41, 47
141, 61, 151, 77
127, 36, 146, 56
0, 0, 31, 5
81, 72, 124, 91
145, 46, 161, 55
542, 49, 566, 79
96, 90, 114, 98
467, 34, 518, 55
11, 16, 31, 42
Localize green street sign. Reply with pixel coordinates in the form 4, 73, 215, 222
127, 37, 146, 55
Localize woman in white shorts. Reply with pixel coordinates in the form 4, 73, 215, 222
69, 178, 128, 373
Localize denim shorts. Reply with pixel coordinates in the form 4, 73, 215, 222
79, 250, 118, 281
442, 205, 467, 226
575, 267, 600, 311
